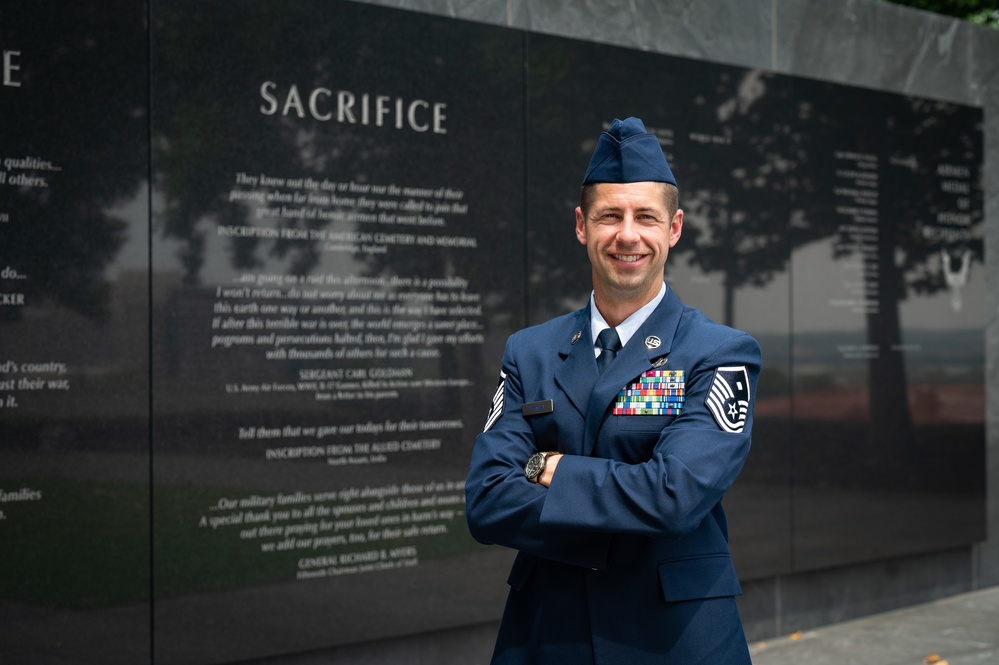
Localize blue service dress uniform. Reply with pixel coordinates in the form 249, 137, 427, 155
465, 283, 761, 664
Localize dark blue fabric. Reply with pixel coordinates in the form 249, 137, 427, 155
582, 117, 676, 186
594, 327, 621, 374
466, 284, 760, 664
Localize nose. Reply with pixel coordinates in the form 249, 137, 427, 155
616, 215, 641, 244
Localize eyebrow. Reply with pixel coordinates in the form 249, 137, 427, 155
592, 205, 665, 216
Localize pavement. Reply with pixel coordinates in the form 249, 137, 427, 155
748, 586, 999, 665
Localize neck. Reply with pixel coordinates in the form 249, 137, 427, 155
593, 301, 635, 328
592, 294, 643, 328
592, 282, 663, 328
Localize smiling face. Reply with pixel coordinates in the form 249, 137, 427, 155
575, 181, 683, 326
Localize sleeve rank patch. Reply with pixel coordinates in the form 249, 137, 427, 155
706, 366, 750, 433
483, 370, 506, 432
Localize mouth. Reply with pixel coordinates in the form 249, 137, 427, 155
611, 253, 645, 263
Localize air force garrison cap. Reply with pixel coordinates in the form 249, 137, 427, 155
582, 117, 676, 187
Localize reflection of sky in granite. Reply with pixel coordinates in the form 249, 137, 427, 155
792, 239, 985, 333
109, 186, 358, 287
105, 185, 151, 277
667, 253, 791, 334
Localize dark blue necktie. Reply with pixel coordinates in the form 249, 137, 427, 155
595, 328, 622, 375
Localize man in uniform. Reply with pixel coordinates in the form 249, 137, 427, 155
465, 117, 761, 664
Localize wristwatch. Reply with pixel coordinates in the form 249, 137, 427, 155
525, 451, 557, 483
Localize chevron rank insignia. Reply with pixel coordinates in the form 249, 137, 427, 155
706, 366, 750, 433
483, 370, 506, 432
613, 369, 684, 416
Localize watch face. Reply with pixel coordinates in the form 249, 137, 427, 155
525, 453, 545, 479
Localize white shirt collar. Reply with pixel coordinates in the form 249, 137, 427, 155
589, 282, 666, 354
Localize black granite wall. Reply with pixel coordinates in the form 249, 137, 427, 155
1, 1, 995, 663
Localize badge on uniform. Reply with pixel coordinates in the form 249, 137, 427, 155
706, 366, 750, 433
613, 369, 685, 416
483, 370, 506, 432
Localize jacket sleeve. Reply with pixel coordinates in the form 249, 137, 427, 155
464, 333, 613, 569
540, 330, 761, 538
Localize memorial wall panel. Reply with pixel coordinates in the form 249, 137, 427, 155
0, 2, 151, 662
149, 1, 523, 662
787, 77, 986, 569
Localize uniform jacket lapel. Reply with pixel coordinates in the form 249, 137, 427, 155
553, 308, 596, 427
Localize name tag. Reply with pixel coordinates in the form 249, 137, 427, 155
522, 399, 554, 416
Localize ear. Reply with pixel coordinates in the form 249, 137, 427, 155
668, 209, 683, 248
575, 207, 587, 245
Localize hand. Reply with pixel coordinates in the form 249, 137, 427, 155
539, 453, 562, 488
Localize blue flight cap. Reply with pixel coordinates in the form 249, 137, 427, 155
582, 117, 676, 186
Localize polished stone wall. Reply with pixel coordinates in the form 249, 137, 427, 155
327, 0, 999, 658
1, 2, 993, 663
